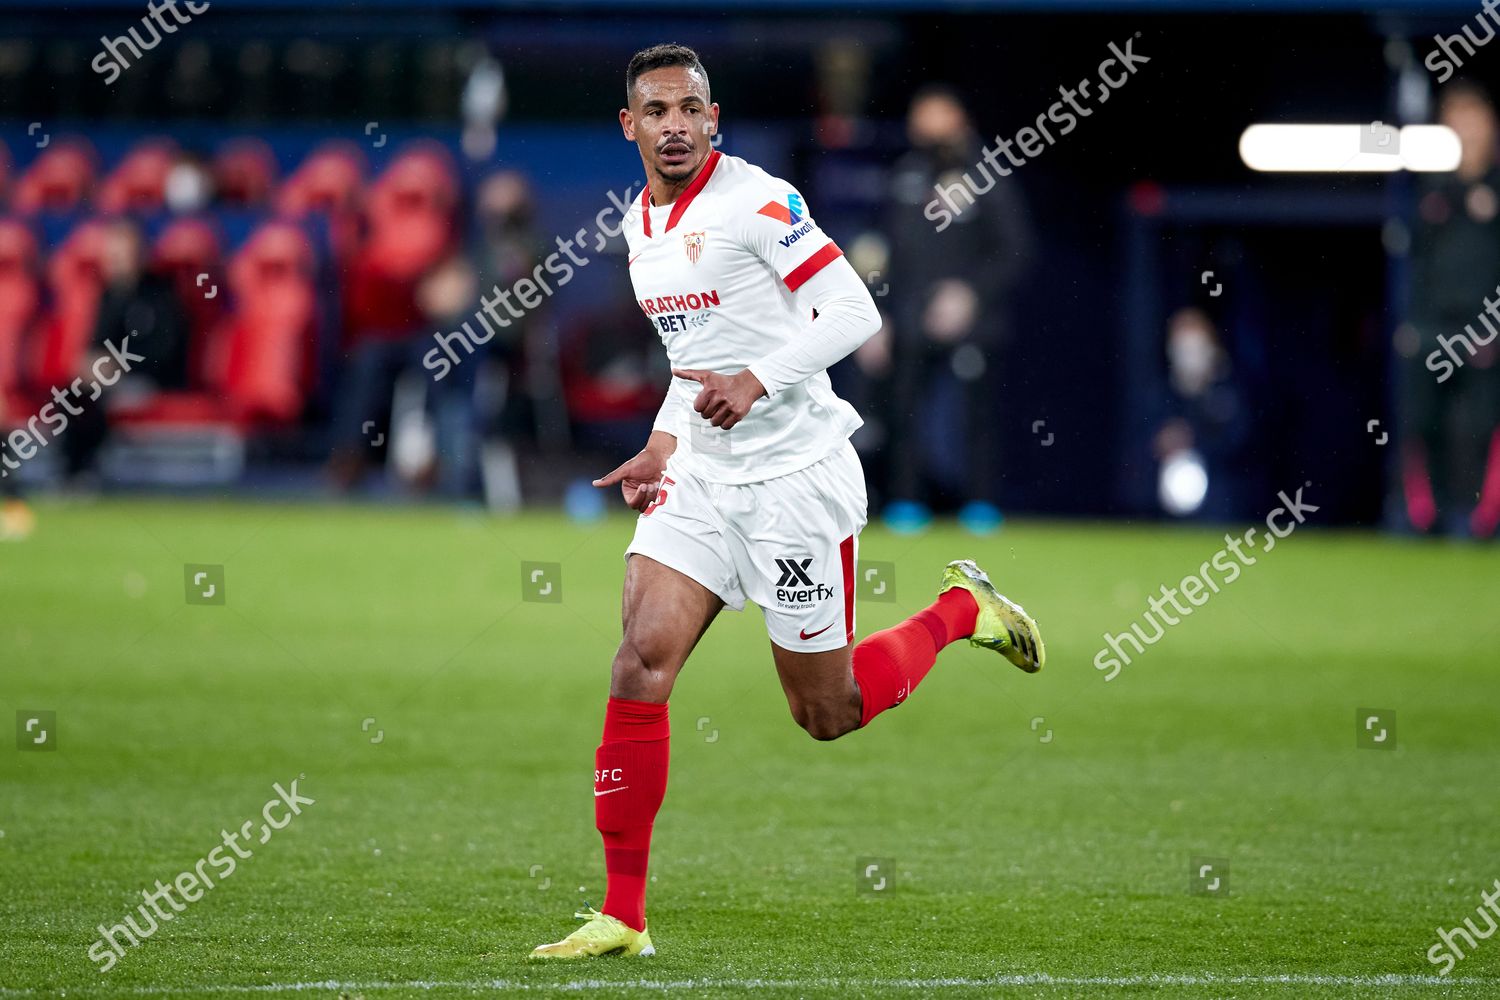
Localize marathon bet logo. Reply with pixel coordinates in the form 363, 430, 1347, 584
774, 556, 833, 608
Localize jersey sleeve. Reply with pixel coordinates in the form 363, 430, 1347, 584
732, 185, 845, 292
651, 383, 684, 437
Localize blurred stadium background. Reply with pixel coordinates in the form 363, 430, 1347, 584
4, 2, 1500, 997
0, 0, 1494, 533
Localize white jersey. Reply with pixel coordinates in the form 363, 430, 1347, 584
623, 151, 861, 485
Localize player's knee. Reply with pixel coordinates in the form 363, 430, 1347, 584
792, 700, 858, 742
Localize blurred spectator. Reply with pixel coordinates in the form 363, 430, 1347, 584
330, 252, 482, 496
418, 253, 483, 497
472, 170, 544, 438
472, 170, 535, 359
1401, 80, 1500, 538
328, 146, 458, 491
1151, 308, 1252, 519
63, 218, 190, 479
882, 85, 1032, 528
94, 219, 190, 387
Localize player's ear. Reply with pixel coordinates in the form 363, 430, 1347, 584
619, 107, 636, 141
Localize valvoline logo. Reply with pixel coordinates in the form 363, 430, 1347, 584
756, 192, 806, 226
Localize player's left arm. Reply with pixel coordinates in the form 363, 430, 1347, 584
740, 188, 880, 398
745, 256, 880, 397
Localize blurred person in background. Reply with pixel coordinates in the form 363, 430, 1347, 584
63, 218, 189, 481
329, 250, 481, 495
1151, 307, 1252, 520
1402, 80, 1500, 539
470, 169, 539, 440
416, 253, 483, 498
882, 85, 1032, 532
328, 148, 458, 491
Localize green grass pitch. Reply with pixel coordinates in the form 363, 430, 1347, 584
1, 500, 1497, 998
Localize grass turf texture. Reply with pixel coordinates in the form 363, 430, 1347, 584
1, 499, 1497, 999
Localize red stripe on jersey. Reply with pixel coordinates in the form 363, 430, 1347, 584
756, 201, 794, 224
840, 534, 856, 644
664, 150, 721, 233
783, 242, 844, 292
639, 151, 721, 237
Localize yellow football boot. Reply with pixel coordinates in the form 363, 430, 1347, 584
940, 559, 1046, 672
529, 906, 655, 959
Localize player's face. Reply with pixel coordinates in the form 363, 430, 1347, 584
621, 65, 719, 184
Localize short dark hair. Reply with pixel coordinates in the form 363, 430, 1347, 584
626, 44, 709, 104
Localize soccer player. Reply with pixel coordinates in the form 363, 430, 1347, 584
530, 44, 1046, 959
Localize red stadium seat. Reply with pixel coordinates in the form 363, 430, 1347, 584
0, 219, 42, 422
34, 219, 108, 389
212, 138, 279, 207
277, 141, 365, 216
367, 141, 460, 220
361, 210, 453, 281
209, 221, 316, 425
342, 143, 459, 343
97, 139, 178, 215
11, 137, 99, 216
276, 141, 366, 262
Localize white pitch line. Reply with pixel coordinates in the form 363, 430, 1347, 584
2, 972, 1498, 994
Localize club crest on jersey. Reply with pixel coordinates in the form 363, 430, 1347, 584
683, 231, 705, 265
756, 192, 805, 226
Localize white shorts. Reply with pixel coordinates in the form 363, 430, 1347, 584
625, 441, 868, 653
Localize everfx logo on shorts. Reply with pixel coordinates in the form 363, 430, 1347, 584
774, 556, 833, 607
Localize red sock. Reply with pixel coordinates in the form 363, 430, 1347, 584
852, 588, 978, 728
596, 697, 669, 932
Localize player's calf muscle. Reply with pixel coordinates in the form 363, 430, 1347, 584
609, 635, 679, 701
609, 555, 721, 701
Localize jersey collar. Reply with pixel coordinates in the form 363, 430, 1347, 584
641, 149, 722, 239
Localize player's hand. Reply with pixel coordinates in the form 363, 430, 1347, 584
671, 367, 767, 430
592, 447, 670, 512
